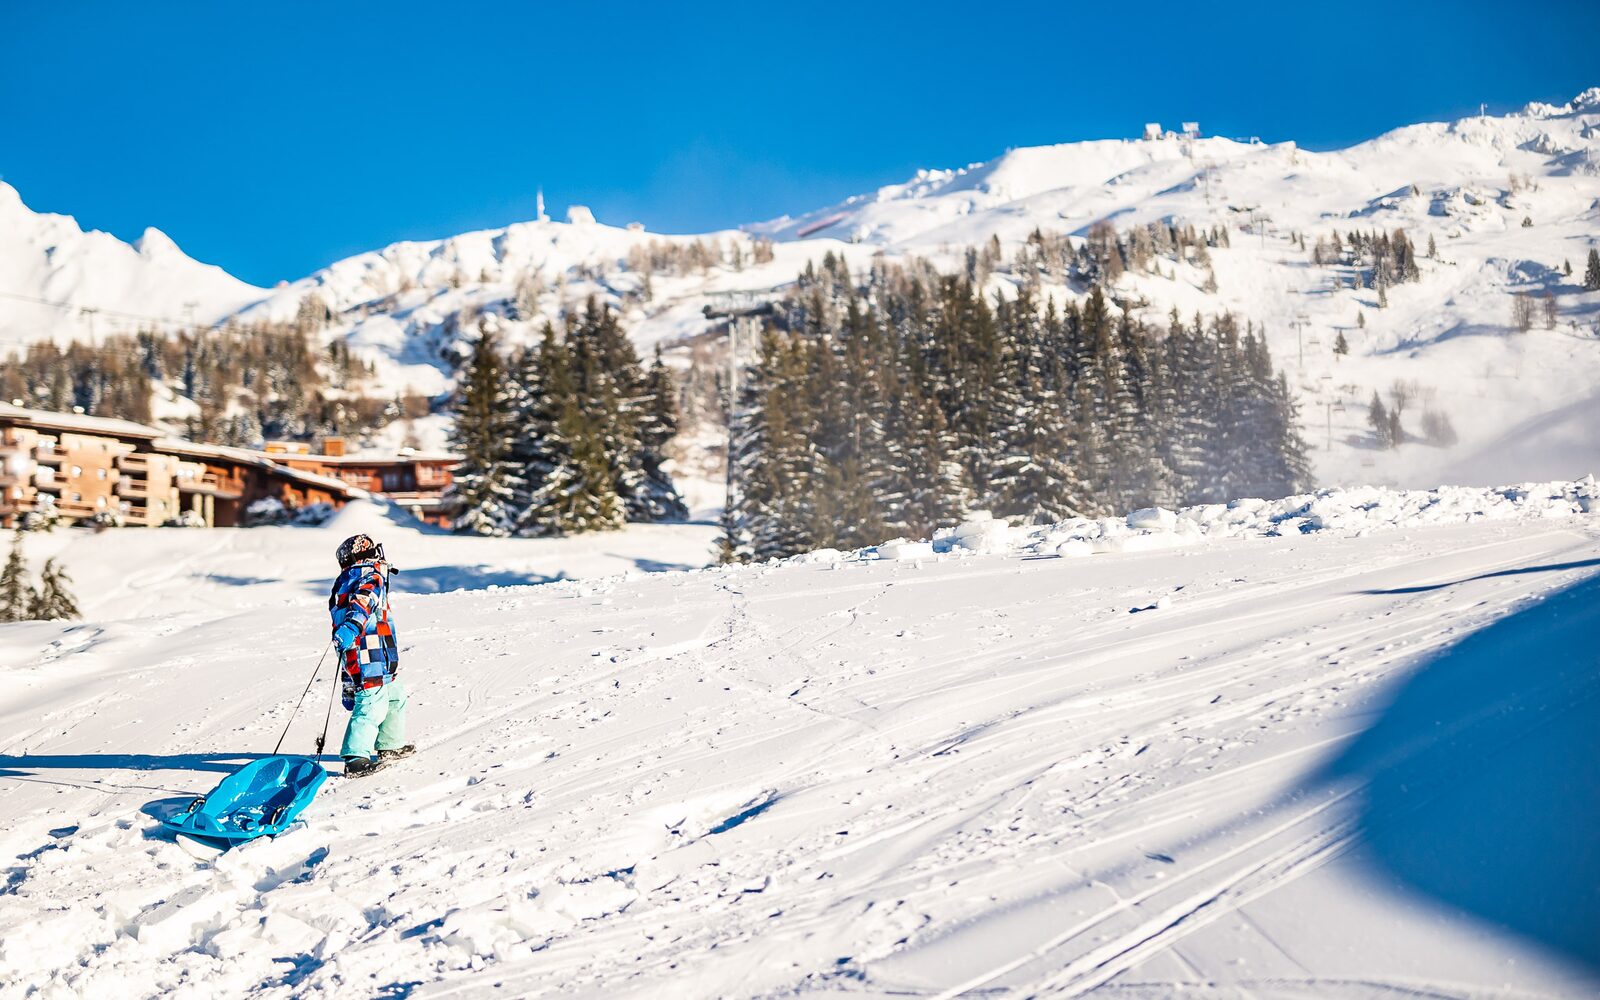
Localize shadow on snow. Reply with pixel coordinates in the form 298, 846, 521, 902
0, 751, 338, 780
1314, 571, 1600, 974
1353, 557, 1600, 596
387, 564, 566, 594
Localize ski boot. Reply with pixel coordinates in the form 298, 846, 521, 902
344, 756, 383, 778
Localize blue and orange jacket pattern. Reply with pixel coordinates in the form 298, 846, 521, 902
328, 560, 399, 689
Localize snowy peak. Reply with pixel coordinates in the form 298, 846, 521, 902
0, 180, 25, 214
0, 183, 266, 346
752, 136, 1268, 246
1570, 86, 1600, 113
132, 226, 181, 257
751, 92, 1600, 249
246, 214, 740, 323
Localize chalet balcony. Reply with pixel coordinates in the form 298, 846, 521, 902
118, 477, 154, 499
34, 446, 63, 465
117, 453, 151, 474
176, 472, 242, 499
55, 499, 99, 519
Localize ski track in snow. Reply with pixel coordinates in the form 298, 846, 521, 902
2, 515, 1600, 998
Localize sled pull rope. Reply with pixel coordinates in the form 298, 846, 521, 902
272, 642, 335, 756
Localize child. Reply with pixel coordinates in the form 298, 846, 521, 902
330, 533, 412, 776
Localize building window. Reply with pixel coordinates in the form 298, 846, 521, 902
71, 465, 82, 477
97, 468, 108, 480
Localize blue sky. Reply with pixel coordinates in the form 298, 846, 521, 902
3, 1, 1597, 286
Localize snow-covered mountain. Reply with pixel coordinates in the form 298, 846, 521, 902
3, 90, 1599, 488
0, 182, 265, 346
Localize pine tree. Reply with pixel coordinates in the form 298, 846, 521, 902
1368, 392, 1392, 449
1426, 233, 1437, 259
1334, 331, 1350, 356
0, 533, 35, 623
1585, 249, 1600, 291
732, 329, 821, 560
990, 292, 1093, 520
29, 559, 80, 621
446, 326, 522, 535
634, 347, 690, 522
514, 325, 624, 536
566, 297, 683, 524
506, 332, 564, 534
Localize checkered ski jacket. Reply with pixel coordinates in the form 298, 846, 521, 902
328, 560, 399, 689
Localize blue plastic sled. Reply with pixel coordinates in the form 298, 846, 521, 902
162, 755, 328, 846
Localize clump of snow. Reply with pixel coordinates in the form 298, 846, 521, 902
1127, 506, 1177, 531
877, 538, 936, 562
939, 511, 1012, 553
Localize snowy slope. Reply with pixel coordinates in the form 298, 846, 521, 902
249, 88, 1600, 485
4, 90, 1598, 485
750, 90, 1600, 490
2, 484, 1598, 998
238, 217, 864, 402
0, 182, 265, 347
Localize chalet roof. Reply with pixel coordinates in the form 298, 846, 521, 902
279, 451, 461, 467
0, 402, 163, 440
154, 438, 369, 498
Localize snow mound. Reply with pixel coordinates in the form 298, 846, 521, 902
827, 479, 1598, 568
1022, 479, 1598, 558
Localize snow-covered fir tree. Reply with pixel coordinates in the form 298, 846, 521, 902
633, 347, 690, 522
0, 533, 35, 623
511, 324, 625, 536
30, 559, 80, 621
720, 260, 1313, 560
446, 326, 522, 535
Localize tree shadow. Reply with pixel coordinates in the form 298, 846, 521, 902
207, 574, 283, 587
388, 565, 562, 595
608, 554, 699, 574
0, 752, 336, 779
1313, 572, 1600, 974
1355, 558, 1600, 595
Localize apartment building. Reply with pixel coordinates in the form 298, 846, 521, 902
0, 404, 461, 529
0, 406, 207, 527
266, 437, 457, 527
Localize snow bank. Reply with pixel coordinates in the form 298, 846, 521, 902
1023, 479, 1598, 559
856, 478, 1599, 568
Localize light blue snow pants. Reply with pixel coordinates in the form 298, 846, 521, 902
341, 678, 408, 760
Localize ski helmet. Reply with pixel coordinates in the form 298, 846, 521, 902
336, 533, 383, 569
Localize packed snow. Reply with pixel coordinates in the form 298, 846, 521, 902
2, 483, 1597, 997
